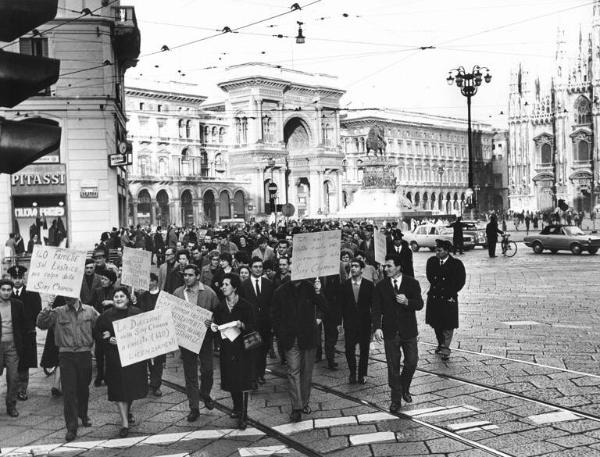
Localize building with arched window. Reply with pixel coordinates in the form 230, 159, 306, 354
508, 2, 600, 213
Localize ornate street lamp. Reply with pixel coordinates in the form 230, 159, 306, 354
446, 65, 492, 209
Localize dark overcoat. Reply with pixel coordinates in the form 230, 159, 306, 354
425, 255, 466, 329
339, 277, 374, 339
213, 297, 256, 392
11, 287, 41, 369
94, 306, 148, 402
0, 298, 27, 370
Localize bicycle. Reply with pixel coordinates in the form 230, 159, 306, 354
501, 233, 517, 257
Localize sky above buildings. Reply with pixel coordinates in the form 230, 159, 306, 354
124, 0, 596, 127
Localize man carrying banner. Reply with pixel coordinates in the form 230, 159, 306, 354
37, 295, 99, 442
272, 276, 328, 423
173, 264, 219, 422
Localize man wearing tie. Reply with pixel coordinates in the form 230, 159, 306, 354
239, 257, 274, 386
386, 229, 414, 278
372, 253, 423, 413
425, 239, 466, 361
8, 266, 41, 402
339, 259, 374, 384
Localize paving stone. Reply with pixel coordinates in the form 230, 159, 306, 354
371, 441, 430, 456
548, 433, 599, 448
425, 437, 472, 454
330, 424, 377, 436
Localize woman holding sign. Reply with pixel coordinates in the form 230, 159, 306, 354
210, 273, 256, 430
93, 287, 148, 438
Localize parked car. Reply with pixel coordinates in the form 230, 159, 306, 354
405, 224, 475, 252
523, 225, 600, 255
460, 220, 488, 248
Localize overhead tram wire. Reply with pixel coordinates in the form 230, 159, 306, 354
140, 0, 323, 58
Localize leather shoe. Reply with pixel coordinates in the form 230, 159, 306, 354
7, 407, 19, 417
348, 374, 357, 384
230, 410, 240, 419
402, 392, 413, 403
119, 427, 129, 438
290, 410, 302, 423
51, 388, 62, 397
237, 418, 247, 430
434, 346, 442, 354
302, 405, 312, 415
441, 354, 450, 361
93, 378, 103, 387
257, 376, 266, 385
203, 397, 215, 410
81, 416, 92, 427
152, 387, 163, 397
17, 392, 28, 401
187, 408, 200, 422
65, 430, 77, 442
358, 376, 367, 384
389, 401, 401, 414
327, 361, 338, 370
127, 413, 135, 425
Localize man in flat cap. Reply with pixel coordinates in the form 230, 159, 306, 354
8, 266, 41, 401
425, 239, 466, 361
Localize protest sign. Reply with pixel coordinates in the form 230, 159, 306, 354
374, 231, 387, 265
121, 247, 152, 290
156, 291, 212, 353
28, 245, 87, 298
113, 308, 178, 367
291, 230, 341, 281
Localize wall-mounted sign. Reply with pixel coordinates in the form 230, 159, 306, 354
109, 153, 133, 168
80, 179, 99, 199
11, 164, 67, 196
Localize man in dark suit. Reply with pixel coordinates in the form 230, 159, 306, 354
271, 277, 327, 423
359, 226, 376, 265
340, 259, 374, 384
239, 257, 274, 386
425, 239, 466, 361
372, 252, 424, 413
0, 278, 27, 417
8, 266, 41, 401
80, 259, 101, 305
386, 229, 414, 278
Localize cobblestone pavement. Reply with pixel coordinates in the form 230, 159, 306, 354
1, 238, 600, 456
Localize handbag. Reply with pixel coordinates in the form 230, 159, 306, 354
243, 331, 262, 351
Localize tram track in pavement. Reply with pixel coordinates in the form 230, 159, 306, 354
161, 378, 320, 457
265, 367, 511, 457
338, 344, 600, 425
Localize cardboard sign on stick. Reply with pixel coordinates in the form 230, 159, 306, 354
113, 308, 178, 367
121, 247, 152, 290
374, 231, 387, 265
28, 245, 87, 298
291, 230, 341, 281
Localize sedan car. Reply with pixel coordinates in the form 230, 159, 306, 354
523, 225, 600, 255
405, 224, 475, 252
461, 221, 488, 248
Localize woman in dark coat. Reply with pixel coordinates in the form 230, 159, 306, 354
94, 287, 148, 438
210, 273, 256, 430
40, 295, 64, 397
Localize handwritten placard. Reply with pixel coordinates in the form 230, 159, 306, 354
28, 245, 87, 298
291, 230, 341, 281
113, 308, 178, 367
155, 291, 212, 353
121, 247, 151, 291
374, 231, 387, 265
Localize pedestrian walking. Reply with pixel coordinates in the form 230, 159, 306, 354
486, 215, 504, 257
386, 229, 414, 277
271, 276, 328, 423
210, 274, 256, 430
94, 287, 148, 438
37, 295, 99, 442
173, 264, 219, 422
239, 257, 274, 387
0, 278, 27, 418
447, 216, 465, 254
90, 267, 117, 387
8, 266, 41, 401
425, 239, 466, 361
137, 273, 164, 397
339, 258, 374, 384
372, 253, 424, 413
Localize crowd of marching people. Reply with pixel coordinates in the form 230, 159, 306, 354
0, 219, 468, 443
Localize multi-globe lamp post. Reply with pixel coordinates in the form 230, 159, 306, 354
446, 66, 492, 213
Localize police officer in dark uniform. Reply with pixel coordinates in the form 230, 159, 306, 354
425, 240, 466, 361
8, 266, 41, 401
